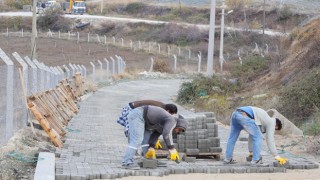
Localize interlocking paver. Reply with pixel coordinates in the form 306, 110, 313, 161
55, 79, 318, 179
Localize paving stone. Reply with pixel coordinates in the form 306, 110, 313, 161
184, 156, 196, 163
206, 167, 219, 173
219, 167, 234, 173
246, 167, 258, 173
209, 147, 222, 153
186, 149, 200, 155
142, 159, 157, 169
150, 170, 164, 176
233, 167, 247, 173
193, 167, 205, 173
134, 170, 150, 176
174, 168, 188, 174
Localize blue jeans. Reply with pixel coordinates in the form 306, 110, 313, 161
225, 110, 263, 161
122, 107, 145, 165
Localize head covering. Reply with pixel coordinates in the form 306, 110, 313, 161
176, 117, 188, 131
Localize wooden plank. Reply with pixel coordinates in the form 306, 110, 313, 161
51, 89, 76, 117
28, 102, 63, 147
43, 91, 69, 124
31, 96, 66, 136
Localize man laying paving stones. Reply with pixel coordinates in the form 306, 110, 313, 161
122, 105, 187, 170
224, 106, 288, 166
116, 100, 177, 139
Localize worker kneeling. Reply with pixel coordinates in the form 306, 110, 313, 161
122, 105, 187, 170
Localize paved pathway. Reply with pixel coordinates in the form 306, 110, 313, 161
55, 78, 318, 180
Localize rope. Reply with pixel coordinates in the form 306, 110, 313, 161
66, 128, 81, 133
7, 151, 44, 163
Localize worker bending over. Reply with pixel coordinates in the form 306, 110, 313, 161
224, 106, 287, 166
122, 105, 187, 170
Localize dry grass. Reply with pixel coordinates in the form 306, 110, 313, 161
84, 78, 98, 92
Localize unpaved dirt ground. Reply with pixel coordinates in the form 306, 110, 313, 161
0, 127, 56, 180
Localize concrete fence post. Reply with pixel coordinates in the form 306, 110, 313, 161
33, 59, 45, 91
77, 32, 79, 43
88, 33, 90, 42
63, 64, 71, 79
0, 48, 14, 143
198, 53, 202, 73
104, 35, 107, 44
81, 65, 87, 78
167, 46, 170, 56
24, 56, 38, 94
110, 57, 115, 75
69, 63, 75, 77
12, 52, 29, 96
97, 60, 103, 81
149, 57, 154, 72
121, 38, 124, 47
115, 55, 121, 74
21, 29, 24, 37
173, 54, 177, 72
112, 36, 115, 44
90, 62, 96, 81
104, 58, 109, 80
178, 47, 181, 56
40, 62, 52, 89
56, 66, 65, 80
158, 44, 161, 54
96, 34, 101, 43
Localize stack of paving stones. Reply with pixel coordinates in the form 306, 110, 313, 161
176, 112, 222, 160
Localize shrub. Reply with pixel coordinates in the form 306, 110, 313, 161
230, 55, 269, 84
278, 68, 320, 124
177, 75, 238, 104
153, 60, 171, 73
125, 2, 146, 14
37, 8, 71, 31
158, 23, 205, 45
277, 5, 293, 21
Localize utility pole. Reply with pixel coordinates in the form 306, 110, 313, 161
219, 0, 226, 72
206, 0, 216, 76
263, 0, 266, 44
31, 0, 37, 59
100, 0, 103, 14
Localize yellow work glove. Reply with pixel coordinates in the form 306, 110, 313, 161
145, 147, 156, 159
155, 139, 162, 149
275, 156, 288, 165
169, 149, 180, 161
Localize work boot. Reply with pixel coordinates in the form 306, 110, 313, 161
122, 163, 140, 170
223, 158, 236, 164
250, 157, 264, 167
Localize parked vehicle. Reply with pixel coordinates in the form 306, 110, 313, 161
61, 0, 86, 15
